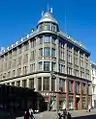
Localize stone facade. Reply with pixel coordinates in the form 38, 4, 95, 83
0, 11, 92, 110
90, 62, 96, 108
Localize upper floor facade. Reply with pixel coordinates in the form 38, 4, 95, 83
0, 11, 91, 82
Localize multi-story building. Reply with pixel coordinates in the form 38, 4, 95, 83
0, 10, 92, 110
90, 62, 96, 108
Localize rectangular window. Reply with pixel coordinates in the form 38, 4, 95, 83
44, 36, 50, 43
39, 48, 43, 57
23, 54, 28, 63
24, 42, 29, 51
59, 79, 65, 92
29, 78, 34, 89
18, 46, 22, 54
51, 78, 55, 91
17, 56, 22, 66
12, 70, 15, 77
30, 51, 35, 61
43, 77, 49, 90
52, 62, 56, 71
38, 78, 42, 91
44, 61, 50, 71
30, 63, 35, 72
38, 62, 42, 70
52, 48, 55, 57
22, 80, 27, 88
23, 66, 28, 74
16, 81, 20, 87
17, 68, 21, 76
68, 80, 73, 93
11, 82, 15, 86
44, 47, 50, 57
7, 71, 11, 78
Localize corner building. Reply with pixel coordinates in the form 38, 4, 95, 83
0, 11, 92, 110
90, 62, 96, 108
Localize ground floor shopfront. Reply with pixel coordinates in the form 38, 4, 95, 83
40, 91, 92, 111
0, 72, 92, 110
92, 95, 96, 108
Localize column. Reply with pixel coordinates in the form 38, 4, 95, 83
73, 80, 76, 110
28, 40, 31, 73
48, 95, 51, 111
41, 77, 43, 91
34, 77, 38, 91
78, 50, 80, 77
65, 79, 69, 110
49, 76, 51, 91
27, 78, 29, 88
19, 80, 21, 87
72, 47, 74, 75
79, 83, 82, 110
64, 43, 67, 74
56, 93, 59, 111
86, 83, 88, 109
55, 38, 59, 72
35, 37, 39, 72
55, 76, 59, 111
55, 76, 59, 92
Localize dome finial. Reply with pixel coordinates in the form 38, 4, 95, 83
47, 4, 50, 12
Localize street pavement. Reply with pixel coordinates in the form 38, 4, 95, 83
16, 109, 96, 119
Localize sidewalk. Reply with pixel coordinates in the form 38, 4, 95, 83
16, 109, 96, 119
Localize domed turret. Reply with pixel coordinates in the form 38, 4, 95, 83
37, 11, 59, 32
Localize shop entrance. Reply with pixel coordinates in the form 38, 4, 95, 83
76, 97, 80, 110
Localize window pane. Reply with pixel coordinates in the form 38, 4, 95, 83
29, 78, 34, 89
39, 48, 43, 57
44, 47, 50, 57
44, 61, 50, 71
43, 77, 49, 90
52, 48, 55, 57
38, 62, 42, 70
38, 78, 42, 91
44, 36, 50, 43
52, 62, 56, 71
51, 78, 55, 91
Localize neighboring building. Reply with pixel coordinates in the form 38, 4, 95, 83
90, 62, 96, 108
0, 10, 92, 110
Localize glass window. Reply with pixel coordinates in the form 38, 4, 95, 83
29, 78, 34, 89
51, 78, 55, 91
40, 38, 43, 44
52, 62, 56, 71
43, 77, 49, 90
22, 80, 27, 88
59, 79, 65, 92
38, 78, 42, 91
38, 62, 42, 70
52, 48, 55, 57
52, 36, 56, 44
39, 48, 43, 57
51, 25, 56, 32
44, 61, 50, 71
44, 25, 50, 30
44, 47, 50, 57
44, 36, 50, 43
16, 81, 20, 87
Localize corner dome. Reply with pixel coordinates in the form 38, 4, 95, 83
38, 12, 58, 25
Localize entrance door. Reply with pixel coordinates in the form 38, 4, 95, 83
76, 97, 80, 110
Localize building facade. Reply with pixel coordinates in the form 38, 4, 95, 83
0, 11, 92, 110
90, 62, 96, 108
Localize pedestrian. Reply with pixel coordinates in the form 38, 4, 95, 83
24, 110, 29, 119
88, 104, 91, 112
29, 107, 34, 119
67, 112, 72, 119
